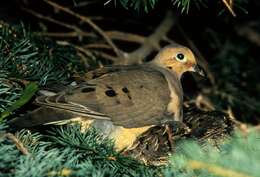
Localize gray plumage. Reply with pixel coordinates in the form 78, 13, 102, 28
10, 64, 183, 128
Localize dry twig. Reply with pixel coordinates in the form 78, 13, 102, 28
24, 2, 184, 66
2, 133, 30, 155
105, 31, 146, 43
22, 7, 86, 38
36, 31, 146, 44
119, 11, 176, 65
35, 31, 96, 38
83, 44, 111, 49
43, 0, 125, 60
221, 0, 236, 17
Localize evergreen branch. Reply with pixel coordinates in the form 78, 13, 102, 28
0, 71, 23, 113
165, 131, 260, 177
172, 0, 192, 13
117, 0, 159, 12
116, 0, 247, 15
0, 22, 84, 85
187, 160, 252, 177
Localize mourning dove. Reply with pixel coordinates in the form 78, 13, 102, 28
9, 44, 205, 150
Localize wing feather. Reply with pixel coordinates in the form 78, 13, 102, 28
32, 65, 176, 128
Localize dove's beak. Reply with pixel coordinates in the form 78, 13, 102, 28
192, 64, 206, 77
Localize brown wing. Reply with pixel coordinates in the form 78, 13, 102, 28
35, 65, 173, 128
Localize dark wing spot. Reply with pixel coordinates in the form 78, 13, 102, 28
140, 85, 144, 88
122, 87, 129, 93
92, 74, 99, 79
167, 66, 172, 69
106, 85, 113, 89
81, 87, 96, 93
85, 83, 96, 86
105, 89, 117, 97
122, 87, 132, 100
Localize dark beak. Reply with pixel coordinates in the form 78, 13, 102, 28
193, 65, 206, 77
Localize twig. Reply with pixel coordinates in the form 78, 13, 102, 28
43, 0, 124, 60
22, 7, 87, 41
104, 0, 113, 6
58, 41, 118, 62
73, 0, 98, 8
162, 36, 176, 44
221, 0, 236, 17
25, 2, 175, 64
75, 52, 90, 68
35, 31, 96, 38
3, 133, 30, 155
236, 26, 260, 47
56, 41, 93, 58
92, 50, 118, 62
228, 0, 233, 7
36, 31, 146, 44
177, 24, 216, 85
120, 11, 175, 65
105, 31, 146, 43
83, 43, 111, 49
56, 41, 94, 69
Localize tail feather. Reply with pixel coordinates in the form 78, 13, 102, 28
8, 107, 76, 128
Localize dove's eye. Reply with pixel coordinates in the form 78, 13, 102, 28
175, 53, 187, 63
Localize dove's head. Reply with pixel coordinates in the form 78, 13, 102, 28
152, 44, 205, 78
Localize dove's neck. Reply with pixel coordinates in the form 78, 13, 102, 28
147, 62, 183, 80
146, 63, 184, 122
169, 69, 183, 80
146, 63, 183, 95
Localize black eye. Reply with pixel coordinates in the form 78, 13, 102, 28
176, 53, 184, 60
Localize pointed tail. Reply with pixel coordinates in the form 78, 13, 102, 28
8, 107, 76, 128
